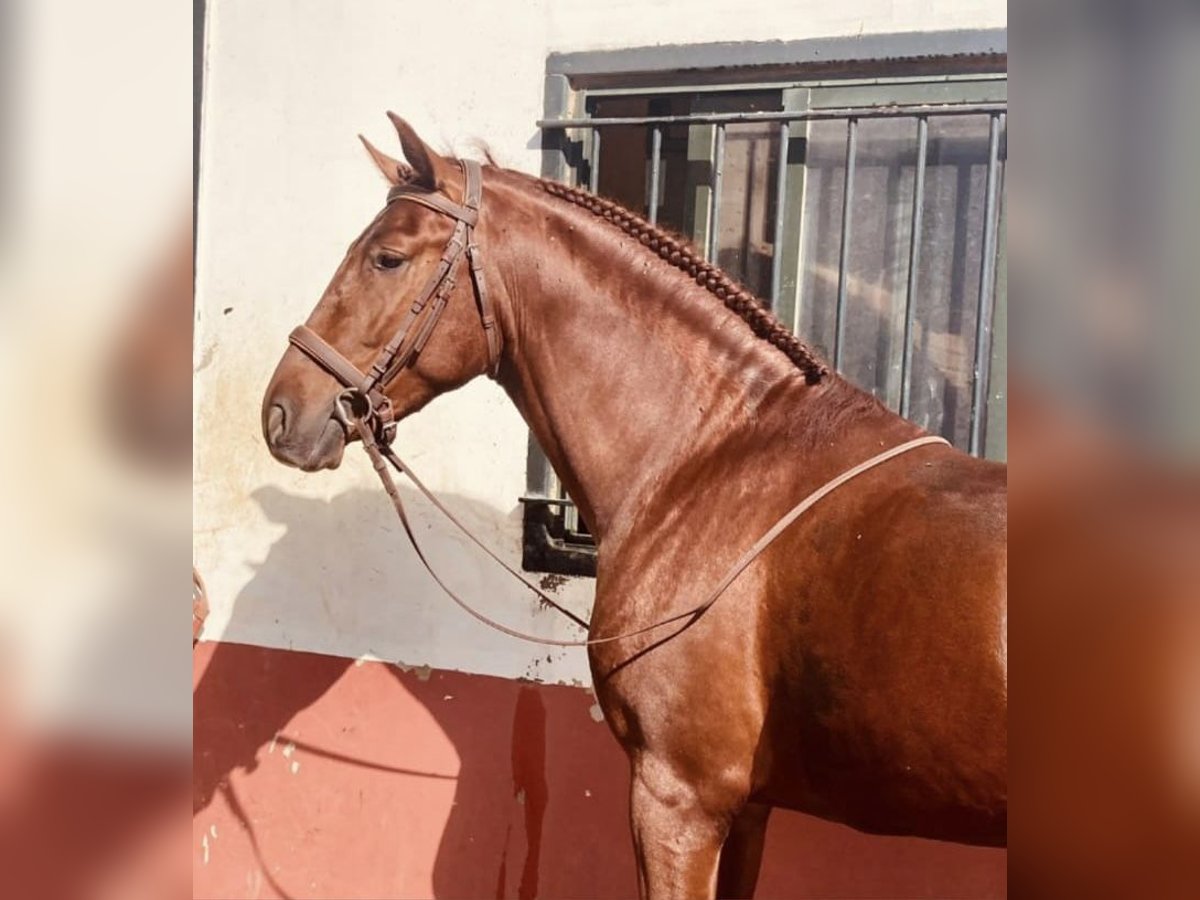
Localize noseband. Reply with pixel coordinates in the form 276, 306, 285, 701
287, 158, 500, 442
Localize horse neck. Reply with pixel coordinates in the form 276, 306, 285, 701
479, 175, 807, 543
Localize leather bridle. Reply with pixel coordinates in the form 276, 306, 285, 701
281, 159, 951, 648
287, 158, 500, 444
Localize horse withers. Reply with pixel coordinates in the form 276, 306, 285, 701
263, 114, 1007, 898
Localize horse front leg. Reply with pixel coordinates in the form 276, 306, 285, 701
630, 757, 736, 900
716, 802, 771, 899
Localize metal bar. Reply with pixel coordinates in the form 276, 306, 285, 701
768, 121, 792, 307
648, 125, 662, 224
769, 121, 790, 306
707, 124, 725, 261
833, 117, 857, 372
518, 495, 577, 509
984, 186, 1008, 461
580, 73, 1008, 98
900, 116, 929, 419
588, 126, 601, 193
774, 87, 808, 331
538, 102, 1007, 130
969, 113, 1003, 455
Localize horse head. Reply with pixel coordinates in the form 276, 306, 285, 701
262, 114, 501, 471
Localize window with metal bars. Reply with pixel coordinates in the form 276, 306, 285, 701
522, 34, 1007, 576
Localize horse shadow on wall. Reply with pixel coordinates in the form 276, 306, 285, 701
192, 484, 636, 900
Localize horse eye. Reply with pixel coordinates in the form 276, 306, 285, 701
375, 252, 406, 270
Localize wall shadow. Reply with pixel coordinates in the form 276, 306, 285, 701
193, 485, 634, 899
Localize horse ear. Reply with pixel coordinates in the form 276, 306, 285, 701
387, 112, 454, 191
358, 134, 411, 186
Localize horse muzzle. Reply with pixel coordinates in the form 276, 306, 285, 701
263, 393, 348, 471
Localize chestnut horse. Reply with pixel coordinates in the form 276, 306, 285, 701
263, 115, 1006, 898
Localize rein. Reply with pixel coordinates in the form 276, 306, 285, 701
350, 410, 948, 647
286, 161, 951, 647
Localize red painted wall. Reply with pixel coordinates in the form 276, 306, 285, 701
194, 642, 1005, 898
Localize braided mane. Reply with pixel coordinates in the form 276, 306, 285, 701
540, 180, 829, 384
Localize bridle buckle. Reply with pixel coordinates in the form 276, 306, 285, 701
334, 388, 396, 445
333, 388, 372, 429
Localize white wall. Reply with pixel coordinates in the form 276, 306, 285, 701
194, 0, 1006, 685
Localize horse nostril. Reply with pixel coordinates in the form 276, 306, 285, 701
266, 402, 288, 446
